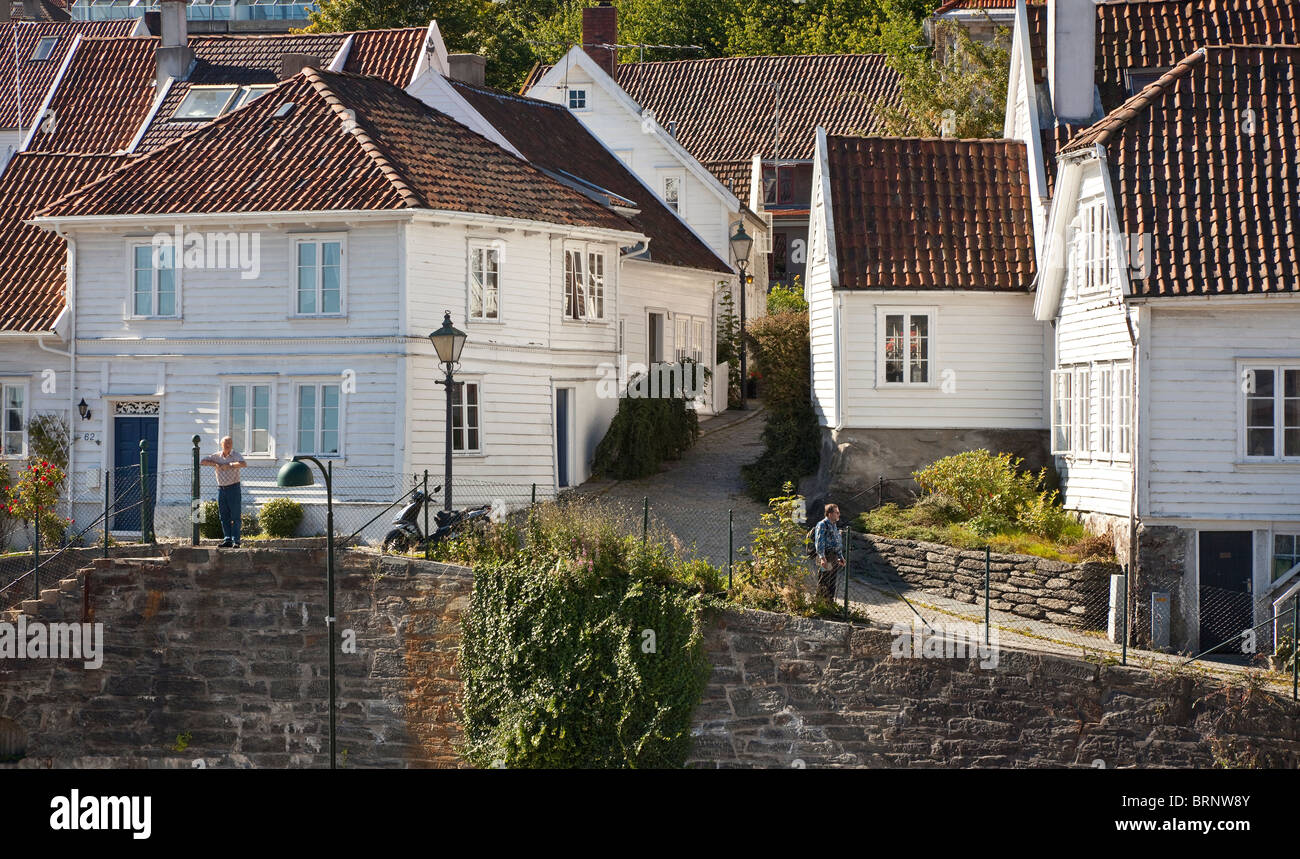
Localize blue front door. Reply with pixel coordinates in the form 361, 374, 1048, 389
556, 388, 570, 488
113, 416, 158, 531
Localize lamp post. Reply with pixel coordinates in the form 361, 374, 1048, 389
430, 311, 468, 512
729, 222, 754, 410
275, 455, 336, 769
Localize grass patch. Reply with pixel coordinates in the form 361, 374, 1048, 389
856, 502, 1115, 564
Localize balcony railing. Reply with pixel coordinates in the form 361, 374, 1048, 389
71, 0, 315, 22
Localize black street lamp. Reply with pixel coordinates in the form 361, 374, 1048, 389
429, 311, 467, 512
275, 455, 336, 769
729, 222, 754, 409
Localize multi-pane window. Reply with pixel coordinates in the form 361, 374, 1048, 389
1275, 534, 1300, 581
663, 175, 681, 213
296, 383, 340, 455
1071, 198, 1112, 295
451, 381, 480, 453
568, 89, 587, 110
1052, 362, 1132, 458
227, 383, 270, 455
296, 239, 343, 315
469, 245, 500, 320
673, 316, 706, 363
173, 85, 240, 120
564, 246, 605, 321
2, 383, 25, 456
880, 311, 932, 385
132, 243, 177, 317
1242, 366, 1300, 459
1051, 370, 1072, 454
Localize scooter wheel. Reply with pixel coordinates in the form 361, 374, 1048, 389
382, 529, 412, 555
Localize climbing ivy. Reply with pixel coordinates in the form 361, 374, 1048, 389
591, 364, 702, 480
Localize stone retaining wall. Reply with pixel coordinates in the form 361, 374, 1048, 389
851, 533, 1117, 629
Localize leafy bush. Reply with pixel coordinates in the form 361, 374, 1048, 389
741, 311, 821, 501
241, 512, 262, 538
716, 286, 743, 408
592, 368, 701, 480
260, 497, 304, 538
733, 481, 825, 614
911, 494, 966, 527
200, 500, 222, 539
458, 498, 715, 769
5, 459, 70, 546
766, 276, 808, 315
913, 449, 1039, 520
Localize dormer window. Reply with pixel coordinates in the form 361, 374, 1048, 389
174, 86, 240, 120
31, 37, 58, 62
1124, 68, 1167, 97
172, 84, 275, 121
568, 88, 587, 110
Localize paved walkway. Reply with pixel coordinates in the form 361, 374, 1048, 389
577, 403, 770, 565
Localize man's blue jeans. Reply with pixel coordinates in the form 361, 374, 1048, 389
217, 483, 241, 544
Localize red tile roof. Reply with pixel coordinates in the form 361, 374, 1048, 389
1061, 45, 1300, 297
528, 53, 902, 201
0, 152, 126, 331
450, 80, 730, 273
0, 20, 136, 129
826, 135, 1036, 290
27, 35, 157, 153
344, 27, 427, 84
37, 68, 635, 235
933, 0, 1026, 13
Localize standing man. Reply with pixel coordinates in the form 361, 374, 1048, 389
813, 503, 846, 601
202, 436, 246, 548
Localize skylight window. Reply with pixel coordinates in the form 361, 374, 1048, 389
173, 86, 240, 120
232, 84, 276, 111
31, 37, 58, 62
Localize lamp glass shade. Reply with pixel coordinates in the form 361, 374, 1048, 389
276, 459, 315, 488
729, 223, 753, 265
77, 398, 89, 419
429, 312, 467, 364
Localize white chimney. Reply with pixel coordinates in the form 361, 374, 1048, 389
1047, 0, 1097, 123
156, 0, 193, 90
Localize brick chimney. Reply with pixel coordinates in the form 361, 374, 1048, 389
582, 1, 617, 78
155, 0, 194, 90
448, 54, 486, 86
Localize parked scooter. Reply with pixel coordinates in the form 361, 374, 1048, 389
380, 488, 492, 554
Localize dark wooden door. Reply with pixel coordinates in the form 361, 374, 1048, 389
1198, 531, 1254, 654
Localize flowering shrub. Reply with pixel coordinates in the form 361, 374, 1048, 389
7, 459, 71, 546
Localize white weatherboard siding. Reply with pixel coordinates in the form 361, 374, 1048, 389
806, 249, 836, 428
619, 260, 720, 414
525, 62, 733, 260
838, 291, 1046, 430
1145, 303, 1300, 522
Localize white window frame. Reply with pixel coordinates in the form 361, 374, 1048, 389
1238, 361, 1300, 463
172, 84, 241, 120
1095, 366, 1113, 456
1115, 364, 1132, 460
31, 36, 58, 61
127, 240, 181, 319
291, 234, 346, 318
661, 171, 685, 216
467, 241, 502, 322
1051, 369, 1072, 455
876, 307, 936, 388
221, 378, 276, 458
292, 379, 345, 458
450, 379, 483, 455
1072, 366, 1091, 453
0, 380, 29, 458
1070, 197, 1112, 297
563, 243, 607, 322
1274, 532, 1300, 581
567, 88, 588, 111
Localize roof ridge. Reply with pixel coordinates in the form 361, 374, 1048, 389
619, 52, 889, 68
1060, 47, 1206, 153
301, 66, 426, 210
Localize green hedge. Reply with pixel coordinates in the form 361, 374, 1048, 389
741, 311, 821, 501
591, 366, 701, 480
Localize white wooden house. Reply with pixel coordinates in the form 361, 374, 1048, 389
1035, 45, 1300, 652
806, 129, 1048, 509
24, 66, 726, 542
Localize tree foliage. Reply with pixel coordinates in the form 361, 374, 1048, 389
304, 0, 934, 91
740, 311, 821, 502
874, 13, 1010, 138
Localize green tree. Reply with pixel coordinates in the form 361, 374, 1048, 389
874, 11, 1010, 138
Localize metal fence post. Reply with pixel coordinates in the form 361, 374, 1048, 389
139, 439, 153, 544
32, 497, 40, 599
842, 525, 850, 619
728, 509, 734, 592
531, 483, 537, 506
103, 470, 109, 559
423, 470, 430, 560
1292, 597, 1298, 701
642, 497, 648, 546
877, 475, 884, 509
191, 435, 201, 546
985, 546, 991, 647
1121, 564, 1129, 666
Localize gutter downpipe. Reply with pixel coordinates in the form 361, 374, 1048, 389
36, 233, 77, 524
